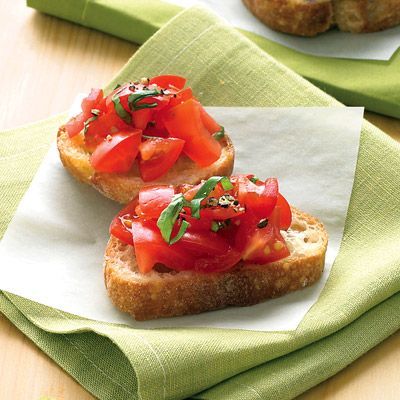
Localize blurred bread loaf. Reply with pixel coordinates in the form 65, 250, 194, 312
243, 0, 400, 36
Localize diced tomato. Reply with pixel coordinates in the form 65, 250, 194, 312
172, 230, 242, 273
105, 84, 133, 111
84, 111, 131, 151
109, 198, 139, 245
138, 186, 175, 219
64, 113, 85, 138
81, 88, 104, 119
162, 98, 221, 167
149, 75, 186, 90
90, 130, 142, 173
191, 248, 242, 273
174, 230, 229, 256
131, 219, 193, 273
106, 83, 170, 116
168, 88, 193, 108
143, 112, 169, 138
182, 181, 226, 202
200, 206, 245, 221
105, 87, 121, 110
199, 104, 222, 135
276, 193, 292, 230
132, 108, 153, 130
236, 209, 289, 264
180, 213, 213, 232
138, 137, 185, 182
135, 93, 170, 112
238, 177, 278, 218
96, 97, 107, 113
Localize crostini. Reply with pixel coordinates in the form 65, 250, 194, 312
243, 0, 400, 36
58, 75, 234, 204
104, 175, 328, 320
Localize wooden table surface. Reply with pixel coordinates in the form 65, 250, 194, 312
1, 1, 399, 399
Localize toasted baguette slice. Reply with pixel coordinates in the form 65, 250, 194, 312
333, 0, 400, 33
243, 0, 400, 36
243, 0, 334, 37
57, 127, 234, 204
104, 207, 328, 321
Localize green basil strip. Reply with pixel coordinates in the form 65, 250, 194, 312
257, 218, 269, 229
112, 96, 132, 124
128, 89, 161, 111
135, 103, 158, 111
249, 176, 260, 184
191, 176, 233, 219
157, 194, 189, 244
220, 176, 234, 191
213, 126, 225, 141
169, 220, 190, 245
83, 115, 98, 134
211, 221, 220, 232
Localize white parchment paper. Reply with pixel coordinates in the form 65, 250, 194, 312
0, 107, 364, 331
165, 0, 400, 60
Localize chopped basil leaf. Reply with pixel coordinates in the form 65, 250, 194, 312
249, 176, 260, 184
211, 221, 220, 232
170, 219, 189, 245
157, 194, 184, 243
112, 96, 132, 124
257, 218, 269, 229
220, 176, 234, 191
213, 126, 225, 141
193, 176, 230, 199
113, 83, 121, 90
157, 194, 191, 244
83, 115, 98, 134
128, 89, 161, 111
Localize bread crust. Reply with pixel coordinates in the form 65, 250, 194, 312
57, 127, 235, 204
104, 208, 328, 321
243, 0, 400, 36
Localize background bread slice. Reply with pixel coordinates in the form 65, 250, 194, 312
243, 0, 400, 36
333, 0, 400, 33
242, 0, 334, 37
57, 127, 235, 204
104, 207, 328, 321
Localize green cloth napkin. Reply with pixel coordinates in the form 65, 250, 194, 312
2, 6, 400, 400
27, 0, 400, 119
